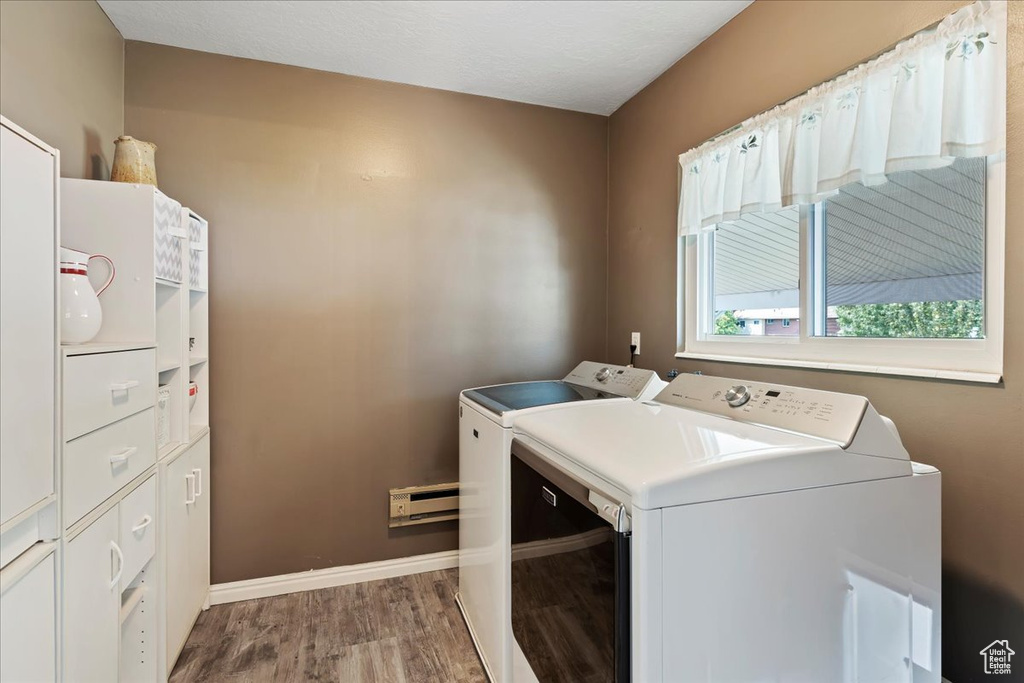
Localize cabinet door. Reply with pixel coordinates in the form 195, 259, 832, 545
0, 547, 56, 682
64, 507, 120, 683
163, 448, 197, 674
0, 124, 55, 527
189, 434, 211, 614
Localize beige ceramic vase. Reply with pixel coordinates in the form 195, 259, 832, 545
111, 135, 158, 186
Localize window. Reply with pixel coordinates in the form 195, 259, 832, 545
815, 157, 985, 340
676, 0, 1005, 381
682, 154, 1005, 380
711, 206, 799, 338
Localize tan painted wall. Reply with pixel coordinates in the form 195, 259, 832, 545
608, 1, 1023, 677
0, 0, 123, 179
123, 42, 609, 584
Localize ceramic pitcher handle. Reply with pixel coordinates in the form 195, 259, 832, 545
89, 254, 116, 295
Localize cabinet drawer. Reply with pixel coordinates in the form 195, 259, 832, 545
64, 409, 156, 526
119, 476, 156, 586
64, 349, 155, 440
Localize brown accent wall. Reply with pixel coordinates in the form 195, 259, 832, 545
608, 1, 1023, 679
123, 42, 609, 584
0, 0, 123, 179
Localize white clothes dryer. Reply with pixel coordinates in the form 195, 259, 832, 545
457, 361, 666, 682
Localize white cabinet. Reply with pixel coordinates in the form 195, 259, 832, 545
60, 174, 212, 682
64, 474, 159, 683
64, 506, 121, 683
0, 544, 57, 682
162, 433, 210, 676
0, 118, 57, 560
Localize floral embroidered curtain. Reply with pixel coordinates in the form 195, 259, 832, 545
677, 0, 1007, 235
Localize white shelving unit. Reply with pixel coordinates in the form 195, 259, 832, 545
60, 180, 211, 681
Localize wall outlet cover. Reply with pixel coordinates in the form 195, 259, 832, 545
631, 332, 641, 354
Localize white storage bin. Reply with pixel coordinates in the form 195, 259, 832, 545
154, 190, 184, 282
187, 212, 208, 290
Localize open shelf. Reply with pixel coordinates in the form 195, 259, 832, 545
189, 356, 208, 366
155, 283, 183, 373
158, 366, 186, 455
155, 277, 179, 289
188, 360, 209, 438
157, 360, 181, 373
121, 562, 157, 681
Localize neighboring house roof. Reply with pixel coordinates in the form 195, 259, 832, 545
732, 307, 837, 320
714, 156, 984, 307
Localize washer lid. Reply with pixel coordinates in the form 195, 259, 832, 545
463, 381, 618, 416
513, 401, 912, 510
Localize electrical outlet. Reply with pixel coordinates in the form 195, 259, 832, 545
631, 332, 641, 355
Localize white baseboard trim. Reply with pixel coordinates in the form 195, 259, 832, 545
209, 549, 459, 605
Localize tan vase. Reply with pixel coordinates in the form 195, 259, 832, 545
110, 135, 158, 187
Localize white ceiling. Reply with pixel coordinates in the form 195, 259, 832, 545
98, 0, 750, 115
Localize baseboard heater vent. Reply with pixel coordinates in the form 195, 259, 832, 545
389, 482, 459, 528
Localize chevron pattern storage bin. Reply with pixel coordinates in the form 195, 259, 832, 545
154, 191, 183, 282
187, 213, 207, 290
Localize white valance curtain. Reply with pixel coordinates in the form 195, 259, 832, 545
678, 0, 1007, 235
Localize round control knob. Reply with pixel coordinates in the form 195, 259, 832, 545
595, 367, 612, 382
724, 385, 751, 407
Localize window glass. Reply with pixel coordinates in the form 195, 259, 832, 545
821, 157, 985, 338
712, 206, 800, 336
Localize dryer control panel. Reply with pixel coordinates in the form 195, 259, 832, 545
564, 361, 660, 400
655, 373, 870, 447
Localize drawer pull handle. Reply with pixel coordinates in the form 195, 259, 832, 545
109, 446, 138, 465
110, 380, 140, 392
131, 514, 153, 534
110, 541, 124, 590
192, 467, 203, 497
185, 473, 196, 505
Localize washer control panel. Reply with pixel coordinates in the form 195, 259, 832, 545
564, 361, 659, 399
655, 373, 869, 447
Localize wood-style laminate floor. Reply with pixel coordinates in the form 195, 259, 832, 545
169, 568, 486, 683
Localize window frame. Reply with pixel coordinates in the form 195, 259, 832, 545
677, 153, 1005, 383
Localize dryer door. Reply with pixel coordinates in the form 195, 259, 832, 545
510, 440, 630, 683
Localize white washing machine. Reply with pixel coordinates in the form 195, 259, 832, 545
509, 373, 941, 683
458, 361, 666, 683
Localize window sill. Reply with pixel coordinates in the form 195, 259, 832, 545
674, 351, 1002, 384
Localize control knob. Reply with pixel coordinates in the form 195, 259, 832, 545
724, 384, 751, 407
595, 367, 612, 382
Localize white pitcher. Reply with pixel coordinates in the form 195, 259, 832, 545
60, 247, 114, 344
